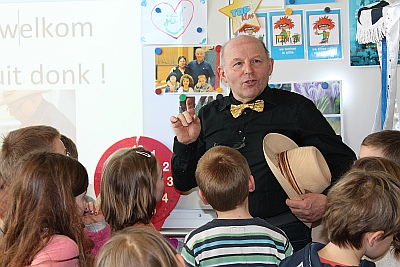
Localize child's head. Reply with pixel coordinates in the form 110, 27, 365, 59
0, 125, 64, 186
167, 72, 178, 84
180, 74, 193, 87
351, 156, 400, 259
197, 74, 207, 85
195, 146, 254, 212
96, 226, 185, 267
359, 130, 400, 166
323, 169, 400, 259
61, 134, 78, 159
100, 147, 164, 231
1, 151, 92, 267
352, 157, 400, 178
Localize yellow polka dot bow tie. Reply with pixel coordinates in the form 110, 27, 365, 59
230, 100, 264, 118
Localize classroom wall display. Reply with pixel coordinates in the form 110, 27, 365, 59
234, 13, 268, 46
220, 0, 262, 35
141, 0, 208, 45
286, 0, 334, 4
258, 0, 285, 11
269, 10, 305, 60
154, 46, 221, 95
349, 0, 400, 66
270, 80, 342, 136
306, 9, 342, 60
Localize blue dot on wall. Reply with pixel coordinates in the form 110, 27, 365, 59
321, 82, 329, 89
289, 0, 295, 4
197, 27, 202, 33
155, 7, 161, 13
270, 84, 275, 88
155, 48, 162, 55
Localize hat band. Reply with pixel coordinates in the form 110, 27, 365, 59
277, 151, 303, 195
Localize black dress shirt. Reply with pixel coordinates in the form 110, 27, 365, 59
172, 87, 356, 219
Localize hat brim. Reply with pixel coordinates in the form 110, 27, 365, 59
0, 90, 50, 105
263, 133, 302, 200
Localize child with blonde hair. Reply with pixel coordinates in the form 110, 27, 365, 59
96, 226, 185, 267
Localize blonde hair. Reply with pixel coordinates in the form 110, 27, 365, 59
96, 226, 181, 267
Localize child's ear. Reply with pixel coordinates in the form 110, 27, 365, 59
366, 230, 385, 247
248, 175, 256, 192
175, 254, 186, 267
198, 189, 209, 205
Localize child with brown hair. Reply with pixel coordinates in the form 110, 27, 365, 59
99, 147, 165, 231
0, 151, 94, 267
181, 146, 292, 266
280, 168, 400, 267
178, 74, 194, 93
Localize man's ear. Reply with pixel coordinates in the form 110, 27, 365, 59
366, 230, 385, 247
248, 175, 256, 193
217, 66, 227, 83
198, 189, 209, 205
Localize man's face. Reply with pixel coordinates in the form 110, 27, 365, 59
195, 49, 205, 62
218, 36, 274, 103
359, 145, 384, 159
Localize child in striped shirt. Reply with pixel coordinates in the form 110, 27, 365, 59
181, 146, 293, 267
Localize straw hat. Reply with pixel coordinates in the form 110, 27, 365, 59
263, 133, 331, 200
0, 90, 49, 105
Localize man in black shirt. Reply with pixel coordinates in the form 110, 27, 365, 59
170, 35, 356, 251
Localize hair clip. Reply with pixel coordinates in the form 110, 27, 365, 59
135, 150, 151, 158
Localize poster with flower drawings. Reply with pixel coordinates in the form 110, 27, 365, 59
270, 80, 342, 136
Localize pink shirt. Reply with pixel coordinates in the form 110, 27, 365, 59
27, 235, 79, 267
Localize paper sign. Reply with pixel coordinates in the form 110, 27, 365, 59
141, 0, 207, 44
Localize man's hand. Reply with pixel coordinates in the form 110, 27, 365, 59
170, 98, 201, 144
286, 193, 327, 223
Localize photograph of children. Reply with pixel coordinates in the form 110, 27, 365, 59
155, 46, 217, 94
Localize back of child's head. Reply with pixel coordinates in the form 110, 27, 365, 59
324, 169, 400, 251
351, 156, 400, 258
352, 157, 400, 179
96, 226, 182, 267
361, 130, 400, 166
0, 151, 92, 267
0, 125, 61, 185
195, 146, 251, 212
100, 147, 160, 231
60, 134, 78, 159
